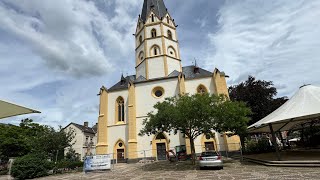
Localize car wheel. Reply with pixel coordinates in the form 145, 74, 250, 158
219, 167, 223, 170
199, 167, 203, 170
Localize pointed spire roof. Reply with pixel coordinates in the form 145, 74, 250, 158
120, 74, 126, 85
141, 0, 168, 22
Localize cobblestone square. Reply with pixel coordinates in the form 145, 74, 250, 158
1, 160, 318, 180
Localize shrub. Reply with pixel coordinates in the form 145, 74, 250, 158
53, 160, 83, 174
11, 154, 54, 179
244, 138, 274, 154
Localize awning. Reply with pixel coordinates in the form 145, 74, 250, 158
248, 85, 320, 133
0, 100, 41, 120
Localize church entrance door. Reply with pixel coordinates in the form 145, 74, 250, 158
117, 149, 126, 163
156, 143, 167, 160
204, 142, 215, 151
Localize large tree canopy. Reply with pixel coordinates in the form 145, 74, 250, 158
139, 93, 251, 164
229, 76, 288, 125
0, 119, 74, 161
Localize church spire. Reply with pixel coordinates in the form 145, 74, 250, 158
141, 0, 167, 22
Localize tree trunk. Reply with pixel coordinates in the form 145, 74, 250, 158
189, 138, 196, 165
239, 134, 246, 152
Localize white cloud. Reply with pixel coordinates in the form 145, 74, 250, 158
0, 0, 139, 77
205, 0, 320, 97
0, 0, 141, 127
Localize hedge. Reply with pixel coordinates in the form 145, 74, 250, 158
11, 154, 54, 179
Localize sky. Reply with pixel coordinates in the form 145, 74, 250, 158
0, 0, 320, 128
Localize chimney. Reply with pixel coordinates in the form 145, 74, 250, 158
84, 121, 88, 127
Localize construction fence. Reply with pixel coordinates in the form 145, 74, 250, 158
108, 143, 242, 164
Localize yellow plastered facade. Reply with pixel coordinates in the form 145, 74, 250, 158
127, 82, 138, 159
113, 139, 125, 159
223, 133, 241, 151
200, 134, 218, 152
151, 133, 170, 159
96, 88, 108, 154
213, 69, 230, 98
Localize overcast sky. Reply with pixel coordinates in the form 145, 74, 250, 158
1, 0, 320, 128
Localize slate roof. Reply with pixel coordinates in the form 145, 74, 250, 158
108, 75, 136, 92
182, 65, 213, 79
69, 123, 96, 134
107, 66, 214, 92
141, 0, 167, 22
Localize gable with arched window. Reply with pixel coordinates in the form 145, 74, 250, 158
151, 29, 157, 38
197, 85, 208, 94
150, 45, 161, 56
115, 97, 125, 123
167, 30, 172, 40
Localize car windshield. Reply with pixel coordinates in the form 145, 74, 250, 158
201, 151, 218, 157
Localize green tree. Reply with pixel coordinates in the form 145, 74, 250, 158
0, 124, 31, 160
139, 93, 251, 165
0, 119, 74, 161
229, 76, 288, 125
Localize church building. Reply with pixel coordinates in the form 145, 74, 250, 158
96, 0, 239, 162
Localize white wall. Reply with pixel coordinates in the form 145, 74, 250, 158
107, 125, 127, 155
145, 25, 161, 39
136, 61, 146, 78
163, 25, 177, 41
135, 78, 179, 117
148, 57, 165, 79
107, 90, 129, 126
164, 38, 179, 58
167, 57, 181, 74
64, 124, 97, 161
65, 124, 83, 158
184, 77, 215, 94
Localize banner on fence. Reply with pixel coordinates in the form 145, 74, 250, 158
84, 154, 111, 171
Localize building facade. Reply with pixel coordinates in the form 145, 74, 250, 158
64, 122, 97, 161
96, 0, 240, 162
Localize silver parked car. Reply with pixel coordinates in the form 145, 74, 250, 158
199, 151, 223, 170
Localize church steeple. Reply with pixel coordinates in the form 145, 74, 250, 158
135, 0, 182, 80
141, 0, 167, 23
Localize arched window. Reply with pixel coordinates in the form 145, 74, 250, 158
167, 16, 170, 24
151, 14, 154, 22
151, 29, 157, 38
150, 45, 161, 56
139, 35, 142, 44
167, 30, 172, 40
116, 97, 124, 122
154, 47, 158, 55
197, 85, 208, 94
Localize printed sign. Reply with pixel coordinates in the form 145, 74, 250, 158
84, 154, 111, 171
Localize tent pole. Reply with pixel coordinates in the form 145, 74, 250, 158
278, 131, 286, 149
269, 123, 281, 161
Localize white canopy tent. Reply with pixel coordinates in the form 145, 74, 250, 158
0, 100, 40, 120
248, 85, 320, 133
